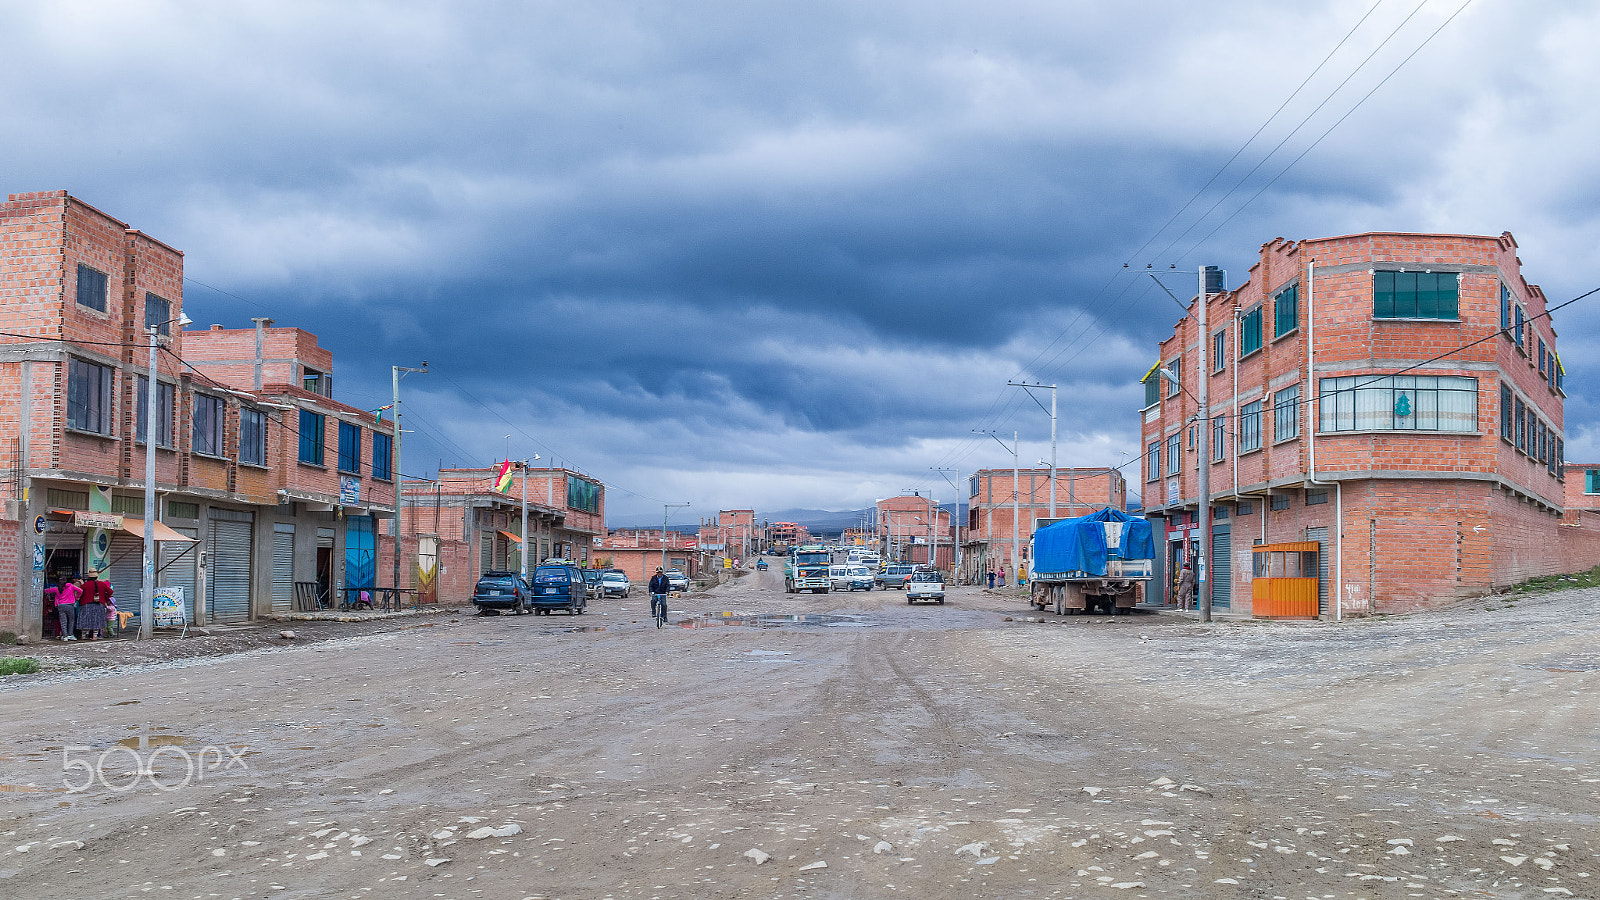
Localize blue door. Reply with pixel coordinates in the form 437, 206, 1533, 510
346, 516, 375, 591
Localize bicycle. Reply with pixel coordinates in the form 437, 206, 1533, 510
651, 592, 668, 628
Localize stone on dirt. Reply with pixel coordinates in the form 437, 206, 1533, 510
744, 848, 770, 865
279, 630, 296, 640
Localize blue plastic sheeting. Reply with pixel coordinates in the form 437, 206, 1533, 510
1033, 508, 1155, 577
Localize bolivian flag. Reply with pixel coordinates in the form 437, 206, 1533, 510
493, 460, 515, 494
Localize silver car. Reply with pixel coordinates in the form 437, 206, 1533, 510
600, 570, 630, 598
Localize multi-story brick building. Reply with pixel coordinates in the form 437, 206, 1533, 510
1140, 231, 1591, 616
597, 529, 700, 584
962, 467, 1126, 584
876, 493, 955, 568
0, 191, 396, 637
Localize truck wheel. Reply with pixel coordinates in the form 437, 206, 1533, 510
906, 597, 914, 605
937, 598, 945, 605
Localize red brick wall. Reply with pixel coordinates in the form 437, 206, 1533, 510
0, 517, 18, 633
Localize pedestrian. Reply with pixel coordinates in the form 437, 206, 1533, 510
78, 572, 111, 641
55, 575, 82, 641
997, 569, 1006, 588
1176, 564, 1196, 610
647, 567, 672, 627
987, 570, 995, 589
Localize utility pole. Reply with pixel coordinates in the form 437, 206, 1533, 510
662, 502, 690, 573
1008, 381, 1058, 518
1196, 265, 1212, 624
140, 312, 189, 639
391, 362, 429, 592
517, 455, 541, 579
973, 429, 1020, 582
931, 467, 964, 580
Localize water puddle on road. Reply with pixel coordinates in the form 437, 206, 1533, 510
115, 734, 191, 749
677, 613, 879, 629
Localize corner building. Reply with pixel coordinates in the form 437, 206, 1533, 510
1140, 232, 1589, 616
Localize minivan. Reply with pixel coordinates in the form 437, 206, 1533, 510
528, 563, 588, 615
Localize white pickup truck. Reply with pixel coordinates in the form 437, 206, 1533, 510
905, 570, 945, 605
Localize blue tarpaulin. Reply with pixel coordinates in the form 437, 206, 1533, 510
1032, 508, 1155, 577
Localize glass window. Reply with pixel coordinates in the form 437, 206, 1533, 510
144, 293, 171, 336
1557, 438, 1565, 479
1500, 384, 1514, 443
1514, 305, 1525, 346
1165, 358, 1180, 397
193, 394, 225, 456
67, 358, 113, 434
371, 432, 393, 480
1240, 307, 1262, 355
1273, 384, 1300, 442
1143, 369, 1160, 408
1213, 330, 1226, 372
75, 264, 107, 312
1165, 434, 1180, 475
302, 368, 324, 396
566, 476, 601, 514
1146, 441, 1160, 482
1373, 270, 1459, 319
1274, 284, 1298, 337
1212, 415, 1226, 462
1319, 375, 1478, 433
1306, 489, 1328, 506
337, 420, 362, 473
240, 408, 266, 466
1500, 283, 1511, 332
1514, 398, 1525, 451
1240, 400, 1262, 452
1237, 501, 1253, 515
1271, 493, 1291, 511
299, 409, 325, 465
1538, 340, 1547, 376
1587, 470, 1600, 495
135, 376, 175, 447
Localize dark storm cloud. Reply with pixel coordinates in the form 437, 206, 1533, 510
6, 1, 1600, 515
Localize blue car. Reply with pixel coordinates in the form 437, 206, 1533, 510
528, 563, 588, 615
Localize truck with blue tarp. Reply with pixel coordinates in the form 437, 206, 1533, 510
1028, 507, 1156, 615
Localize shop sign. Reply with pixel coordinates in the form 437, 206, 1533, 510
33, 515, 47, 535
74, 511, 123, 529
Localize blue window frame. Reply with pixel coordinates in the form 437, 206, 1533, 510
1146, 441, 1160, 482
145, 293, 171, 336
337, 420, 362, 473
1500, 283, 1512, 332
75, 264, 107, 312
371, 432, 393, 480
1374, 271, 1459, 320
299, 409, 325, 465
1514, 305, 1525, 346
240, 408, 266, 466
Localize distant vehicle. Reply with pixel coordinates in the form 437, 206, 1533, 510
755, 558, 768, 571
877, 563, 916, 591
578, 568, 605, 602
472, 570, 533, 615
529, 563, 588, 615
600, 570, 630, 598
846, 565, 874, 591
829, 564, 872, 592
857, 554, 880, 572
1029, 507, 1155, 615
665, 569, 691, 592
786, 544, 832, 593
906, 569, 945, 604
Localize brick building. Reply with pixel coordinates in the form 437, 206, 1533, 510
597, 529, 700, 584
0, 191, 396, 637
876, 493, 954, 568
962, 467, 1126, 584
1141, 231, 1593, 616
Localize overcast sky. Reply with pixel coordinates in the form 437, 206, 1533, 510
6, 0, 1599, 522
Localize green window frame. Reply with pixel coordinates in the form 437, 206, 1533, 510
1373, 270, 1459, 320
1273, 284, 1298, 337
1239, 307, 1262, 356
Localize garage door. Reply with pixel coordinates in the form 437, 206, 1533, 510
160, 527, 198, 623
1306, 526, 1329, 616
271, 524, 295, 615
105, 534, 144, 615
1211, 523, 1231, 609
207, 514, 254, 623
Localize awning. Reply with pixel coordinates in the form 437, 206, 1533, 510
498, 530, 523, 544
119, 521, 198, 543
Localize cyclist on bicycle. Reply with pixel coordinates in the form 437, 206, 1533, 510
647, 567, 672, 627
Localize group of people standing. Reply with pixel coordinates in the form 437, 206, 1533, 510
44, 574, 116, 641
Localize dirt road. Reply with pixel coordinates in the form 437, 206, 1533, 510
1, 567, 1597, 898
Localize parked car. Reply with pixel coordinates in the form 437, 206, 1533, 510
878, 564, 916, 590
578, 567, 605, 602
528, 563, 588, 615
847, 565, 875, 591
906, 569, 946, 604
665, 569, 691, 592
600, 570, 631, 598
472, 570, 534, 615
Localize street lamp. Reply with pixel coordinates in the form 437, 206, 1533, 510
140, 312, 192, 640
1008, 381, 1059, 517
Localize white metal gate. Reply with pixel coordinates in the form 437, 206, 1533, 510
271, 523, 295, 614
1306, 526, 1330, 616
207, 513, 254, 623
1211, 523, 1231, 608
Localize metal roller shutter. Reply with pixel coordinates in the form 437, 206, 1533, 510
1306, 526, 1330, 616
208, 517, 254, 623
106, 534, 144, 613
271, 524, 295, 614
1211, 523, 1231, 609
160, 527, 198, 623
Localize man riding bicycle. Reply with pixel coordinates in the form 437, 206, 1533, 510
647, 567, 672, 627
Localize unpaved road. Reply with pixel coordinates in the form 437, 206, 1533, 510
2, 567, 1599, 899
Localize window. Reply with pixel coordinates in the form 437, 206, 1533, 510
1146, 442, 1160, 482
1273, 384, 1300, 442
1239, 400, 1262, 452
1557, 438, 1565, 479
239, 408, 266, 466
1212, 506, 1228, 520
1319, 375, 1478, 433
1587, 469, 1600, 495
1514, 398, 1526, 451
302, 367, 332, 398
110, 495, 144, 516
67, 358, 113, 434
1240, 307, 1262, 356
145, 293, 171, 336
1212, 415, 1226, 462
167, 500, 199, 519
1237, 501, 1253, 515
337, 421, 362, 473
1500, 283, 1512, 332
1274, 284, 1298, 337
299, 409, 325, 465
1165, 358, 1180, 398
1514, 305, 1525, 347
1143, 367, 1161, 408
1500, 384, 1514, 443
1213, 330, 1227, 372
1538, 339, 1547, 377
1165, 434, 1180, 475
75, 264, 107, 312
47, 488, 89, 510
135, 376, 175, 447
372, 432, 393, 481
566, 476, 601, 514
1271, 493, 1291, 511
1555, 354, 1565, 393
193, 393, 225, 456
1306, 489, 1329, 506
1373, 270, 1459, 319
